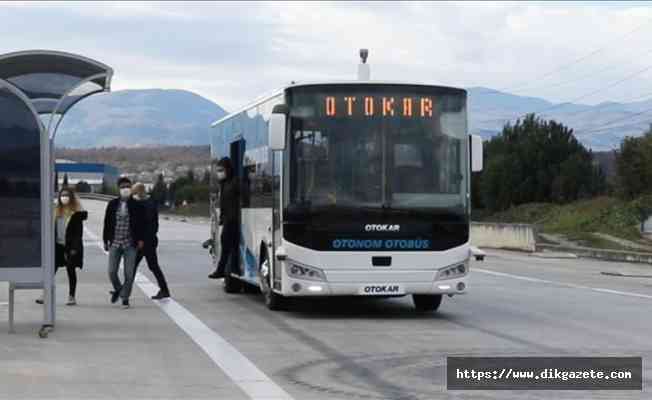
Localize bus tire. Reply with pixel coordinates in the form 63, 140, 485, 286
224, 274, 242, 293
243, 282, 260, 294
260, 250, 286, 311
412, 294, 442, 312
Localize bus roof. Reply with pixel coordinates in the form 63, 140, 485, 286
209, 80, 466, 128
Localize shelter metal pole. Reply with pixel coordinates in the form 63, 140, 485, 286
42, 137, 55, 328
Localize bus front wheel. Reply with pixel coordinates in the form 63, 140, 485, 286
224, 273, 243, 293
412, 294, 442, 312
223, 257, 243, 294
260, 251, 286, 311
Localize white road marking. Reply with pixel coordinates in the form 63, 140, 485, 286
474, 267, 652, 300
84, 227, 294, 400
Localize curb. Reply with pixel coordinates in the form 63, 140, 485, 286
529, 252, 578, 259
538, 243, 652, 266
601, 271, 652, 278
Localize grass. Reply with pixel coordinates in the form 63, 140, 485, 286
482, 202, 558, 225
480, 196, 647, 249
542, 197, 641, 241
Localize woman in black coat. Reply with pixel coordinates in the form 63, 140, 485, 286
38, 188, 88, 306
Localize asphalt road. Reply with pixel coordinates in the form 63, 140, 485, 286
1, 199, 651, 400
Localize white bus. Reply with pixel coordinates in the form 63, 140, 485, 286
208, 78, 483, 312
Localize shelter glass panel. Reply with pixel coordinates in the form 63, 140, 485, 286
0, 87, 42, 268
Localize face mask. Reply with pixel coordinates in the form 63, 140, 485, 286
60, 196, 70, 205
120, 188, 131, 198
217, 171, 226, 181
133, 194, 143, 201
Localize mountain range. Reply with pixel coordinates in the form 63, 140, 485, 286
467, 87, 652, 150
57, 89, 226, 148
55, 87, 652, 151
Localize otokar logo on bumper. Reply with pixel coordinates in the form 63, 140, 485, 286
360, 284, 405, 295
365, 224, 400, 232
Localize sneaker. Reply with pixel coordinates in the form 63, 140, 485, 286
110, 290, 121, 304
66, 296, 77, 306
35, 297, 44, 305
121, 299, 130, 309
208, 270, 224, 279
151, 290, 170, 300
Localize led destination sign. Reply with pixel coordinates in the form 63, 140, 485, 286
324, 95, 434, 118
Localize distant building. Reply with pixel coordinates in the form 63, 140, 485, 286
55, 160, 120, 193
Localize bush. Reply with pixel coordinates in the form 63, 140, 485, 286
75, 181, 92, 193
173, 183, 209, 204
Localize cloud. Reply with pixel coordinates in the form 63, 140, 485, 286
1, 1, 652, 111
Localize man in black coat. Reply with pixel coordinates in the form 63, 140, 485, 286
209, 157, 240, 279
103, 176, 145, 309
132, 182, 170, 300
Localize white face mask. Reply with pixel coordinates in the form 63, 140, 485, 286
60, 196, 70, 205
120, 188, 131, 198
133, 194, 143, 201
216, 171, 226, 181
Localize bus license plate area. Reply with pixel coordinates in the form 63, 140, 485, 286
359, 284, 405, 296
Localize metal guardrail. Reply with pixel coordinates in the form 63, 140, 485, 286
77, 193, 116, 202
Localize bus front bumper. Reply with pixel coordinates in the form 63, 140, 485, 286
280, 270, 468, 297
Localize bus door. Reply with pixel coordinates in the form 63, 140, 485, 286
229, 139, 246, 276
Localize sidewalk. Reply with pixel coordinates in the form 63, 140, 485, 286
0, 245, 247, 400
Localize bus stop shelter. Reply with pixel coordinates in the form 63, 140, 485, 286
0, 50, 113, 337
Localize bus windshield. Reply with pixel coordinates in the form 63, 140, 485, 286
286, 84, 468, 215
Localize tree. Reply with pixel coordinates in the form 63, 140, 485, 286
616, 127, 652, 199
202, 170, 211, 185
478, 114, 605, 212
186, 169, 195, 183
150, 174, 168, 206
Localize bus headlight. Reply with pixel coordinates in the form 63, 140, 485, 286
437, 260, 469, 280
287, 263, 326, 282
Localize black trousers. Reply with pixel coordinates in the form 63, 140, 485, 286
135, 239, 170, 294
55, 244, 77, 297
217, 222, 240, 275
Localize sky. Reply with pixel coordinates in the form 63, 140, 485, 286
1, 1, 652, 111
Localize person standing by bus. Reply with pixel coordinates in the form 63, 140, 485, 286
37, 188, 87, 306
209, 157, 240, 279
132, 183, 170, 300
103, 177, 145, 309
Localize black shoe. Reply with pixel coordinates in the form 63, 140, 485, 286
208, 270, 224, 279
110, 290, 121, 304
121, 299, 130, 309
151, 290, 170, 300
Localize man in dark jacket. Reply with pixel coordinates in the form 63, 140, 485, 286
132, 182, 170, 300
103, 176, 145, 309
209, 157, 240, 279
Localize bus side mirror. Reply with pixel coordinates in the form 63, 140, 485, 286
269, 104, 288, 151
471, 134, 483, 172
